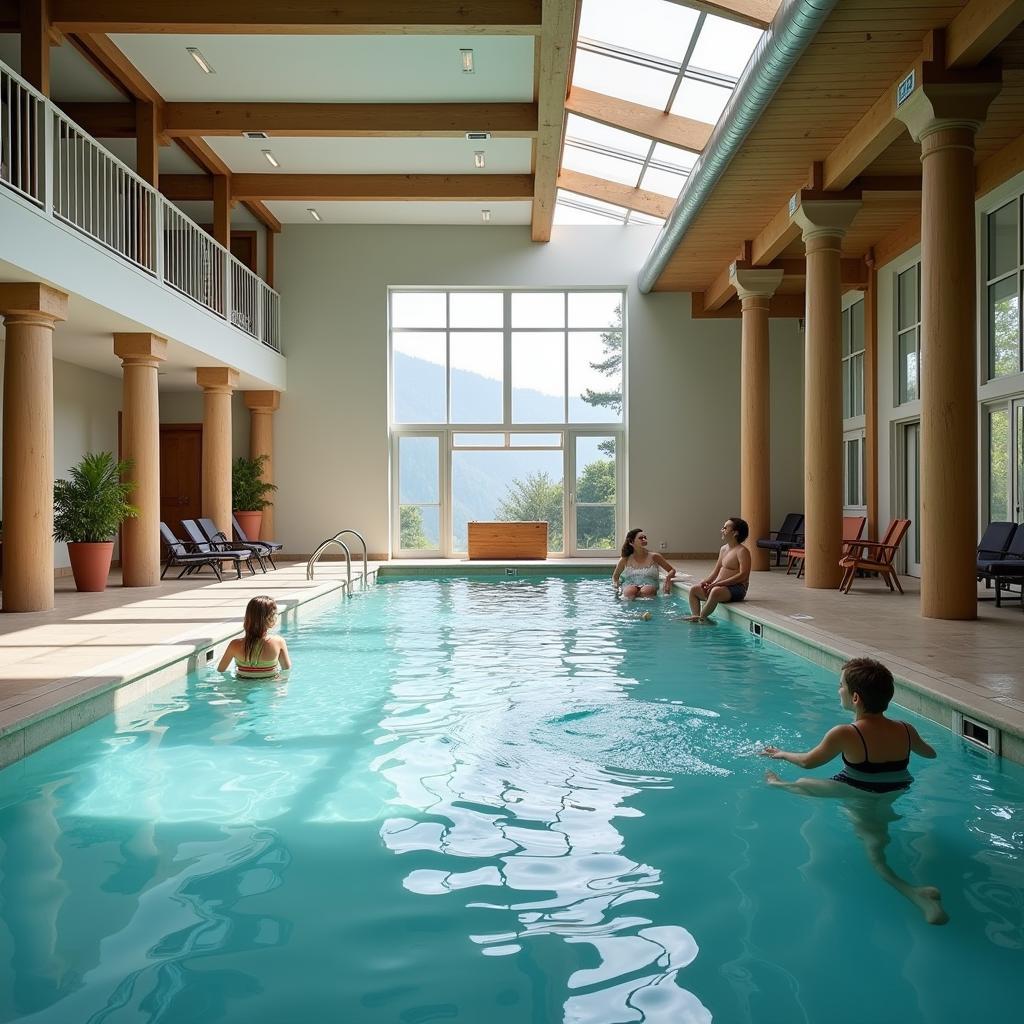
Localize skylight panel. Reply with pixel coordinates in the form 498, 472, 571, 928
688, 15, 763, 79
573, 50, 675, 110
562, 144, 643, 188
628, 210, 665, 226
555, 189, 628, 224
670, 79, 732, 123
565, 114, 650, 157
639, 165, 689, 199
578, 0, 700, 64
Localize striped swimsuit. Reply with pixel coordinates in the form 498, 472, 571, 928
832, 722, 913, 794
235, 638, 279, 679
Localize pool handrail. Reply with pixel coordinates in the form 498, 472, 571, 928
306, 536, 352, 590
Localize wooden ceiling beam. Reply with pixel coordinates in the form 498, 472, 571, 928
692, 292, 803, 320
565, 87, 712, 153
161, 101, 538, 138
246, 200, 282, 233
751, 203, 802, 266
21, 0, 52, 95
160, 175, 215, 201
531, 0, 577, 243
228, 173, 535, 201
663, 0, 778, 31
60, 102, 137, 137
557, 169, 674, 219
0, 0, 19, 32
705, 252, 867, 309
49, 0, 543, 34
946, 0, 1024, 68
68, 33, 163, 105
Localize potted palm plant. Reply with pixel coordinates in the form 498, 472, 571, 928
53, 452, 139, 592
232, 455, 277, 542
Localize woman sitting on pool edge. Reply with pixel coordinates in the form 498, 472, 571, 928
685, 516, 751, 622
218, 595, 292, 679
613, 528, 676, 598
760, 656, 947, 925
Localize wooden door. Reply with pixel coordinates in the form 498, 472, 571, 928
230, 231, 258, 273
160, 425, 203, 537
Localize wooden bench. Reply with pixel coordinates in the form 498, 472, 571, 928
467, 521, 548, 560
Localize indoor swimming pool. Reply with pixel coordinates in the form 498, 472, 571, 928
0, 575, 1020, 1023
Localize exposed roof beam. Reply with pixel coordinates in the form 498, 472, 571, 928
947, 0, 1024, 68
565, 87, 712, 153
161, 102, 538, 138
663, 0, 777, 31
68, 32, 163, 104
50, 0, 543, 34
557, 169, 674, 219
61, 101, 136, 137
705, 251, 868, 310
751, 203, 801, 266
692, 292, 803, 319
227, 174, 535, 201
531, 0, 578, 242
246, 200, 282, 233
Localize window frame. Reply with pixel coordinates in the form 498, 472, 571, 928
894, 261, 921, 406
982, 194, 1024, 382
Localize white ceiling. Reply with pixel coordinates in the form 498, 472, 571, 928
0, 34, 124, 102
204, 136, 533, 174
265, 201, 532, 225
110, 34, 535, 102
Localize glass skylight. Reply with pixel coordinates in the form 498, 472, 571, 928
556, 0, 764, 226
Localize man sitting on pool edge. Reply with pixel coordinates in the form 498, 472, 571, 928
684, 517, 751, 623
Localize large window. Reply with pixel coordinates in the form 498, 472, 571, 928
390, 289, 625, 556
896, 263, 920, 404
842, 298, 865, 419
843, 432, 866, 510
986, 198, 1023, 380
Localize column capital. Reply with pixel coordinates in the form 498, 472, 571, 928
0, 282, 68, 324
793, 199, 862, 243
244, 390, 281, 413
114, 333, 167, 366
731, 267, 784, 302
196, 366, 239, 393
896, 72, 1001, 143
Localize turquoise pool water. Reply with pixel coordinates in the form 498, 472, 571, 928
0, 575, 1021, 1023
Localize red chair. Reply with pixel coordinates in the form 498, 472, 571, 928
838, 519, 911, 594
786, 516, 866, 579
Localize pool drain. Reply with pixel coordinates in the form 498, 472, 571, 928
953, 711, 1000, 754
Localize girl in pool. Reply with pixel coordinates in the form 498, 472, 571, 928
760, 657, 947, 925
612, 528, 676, 598
218, 595, 292, 679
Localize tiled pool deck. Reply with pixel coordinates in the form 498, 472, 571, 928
0, 559, 1021, 767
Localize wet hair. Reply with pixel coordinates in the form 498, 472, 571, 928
841, 657, 895, 713
243, 595, 278, 661
621, 528, 644, 558
728, 517, 749, 543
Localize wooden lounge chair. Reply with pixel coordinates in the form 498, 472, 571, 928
232, 513, 283, 569
160, 522, 225, 580
198, 517, 270, 573
756, 513, 804, 567
838, 519, 911, 594
180, 519, 257, 577
787, 515, 866, 579
977, 525, 1024, 607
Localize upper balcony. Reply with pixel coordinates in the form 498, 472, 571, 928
0, 58, 282, 365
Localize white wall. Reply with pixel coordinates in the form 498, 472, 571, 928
275, 225, 804, 556
159, 390, 248, 458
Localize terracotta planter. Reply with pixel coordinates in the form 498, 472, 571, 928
67, 541, 114, 592
234, 510, 263, 542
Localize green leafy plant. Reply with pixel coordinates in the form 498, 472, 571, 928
232, 455, 277, 511
53, 452, 139, 543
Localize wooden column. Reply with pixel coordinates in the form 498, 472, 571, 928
898, 75, 1000, 619
265, 231, 276, 289
794, 199, 861, 589
196, 367, 239, 537
732, 267, 784, 571
0, 283, 68, 612
243, 390, 280, 541
114, 334, 167, 587
863, 250, 879, 539
135, 100, 160, 188
20, 0, 51, 95
212, 175, 231, 247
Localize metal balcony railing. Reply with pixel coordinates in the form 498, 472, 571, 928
0, 59, 282, 354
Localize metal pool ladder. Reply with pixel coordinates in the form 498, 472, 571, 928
306, 529, 369, 591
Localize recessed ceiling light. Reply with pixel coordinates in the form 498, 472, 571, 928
242, 130, 269, 140
460, 48, 475, 73
481, 209, 491, 223
262, 149, 280, 168
474, 151, 486, 169
185, 47, 215, 74
307, 208, 322, 222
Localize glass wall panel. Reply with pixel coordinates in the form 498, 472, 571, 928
897, 266, 918, 330
575, 436, 616, 551
393, 332, 446, 423
989, 275, 1020, 379
512, 332, 565, 423
988, 407, 1009, 523
898, 329, 919, 404
511, 292, 565, 329
569, 331, 624, 423
449, 292, 503, 329
988, 200, 1018, 280
450, 331, 503, 423
391, 291, 445, 329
